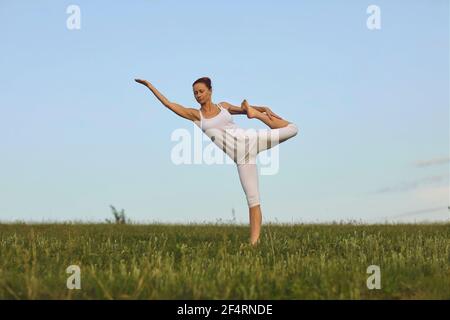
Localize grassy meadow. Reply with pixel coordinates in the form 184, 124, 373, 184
0, 223, 449, 299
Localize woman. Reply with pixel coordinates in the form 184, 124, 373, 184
135, 77, 299, 245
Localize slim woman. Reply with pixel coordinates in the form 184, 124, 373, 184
135, 77, 299, 245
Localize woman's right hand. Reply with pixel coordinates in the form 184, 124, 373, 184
135, 78, 151, 87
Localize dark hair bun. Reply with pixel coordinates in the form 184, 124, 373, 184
192, 77, 212, 90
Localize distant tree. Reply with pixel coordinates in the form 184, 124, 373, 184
231, 208, 236, 224
106, 205, 128, 224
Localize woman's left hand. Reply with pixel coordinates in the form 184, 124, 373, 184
263, 107, 283, 120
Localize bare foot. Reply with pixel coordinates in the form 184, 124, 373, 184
241, 99, 258, 119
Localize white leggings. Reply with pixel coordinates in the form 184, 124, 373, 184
236, 123, 299, 208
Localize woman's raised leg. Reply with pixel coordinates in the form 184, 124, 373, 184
240, 100, 299, 154
242, 99, 290, 129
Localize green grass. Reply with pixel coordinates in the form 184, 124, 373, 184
0, 223, 449, 299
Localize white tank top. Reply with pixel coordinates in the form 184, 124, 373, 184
194, 103, 250, 163
194, 103, 238, 132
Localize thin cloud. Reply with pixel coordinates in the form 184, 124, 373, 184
371, 206, 449, 222
414, 156, 450, 168
374, 174, 449, 194
388, 206, 448, 219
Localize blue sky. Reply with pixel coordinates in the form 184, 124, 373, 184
0, 0, 448, 223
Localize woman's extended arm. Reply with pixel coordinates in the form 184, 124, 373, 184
219, 101, 246, 114
220, 101, 283, 119
135, 79, 198, 121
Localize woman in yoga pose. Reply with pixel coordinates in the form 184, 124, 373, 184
135, 77, 299, 245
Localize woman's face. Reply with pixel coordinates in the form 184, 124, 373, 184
193, 83, 211, 104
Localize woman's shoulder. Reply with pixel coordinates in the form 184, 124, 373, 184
218, 101, 231, 110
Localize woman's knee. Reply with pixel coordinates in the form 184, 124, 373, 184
236, 163, 260, 207
286, 123, 299, 137
247, 193, 260, 208
290, 123, 299, 135
279, 123, 299, 142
